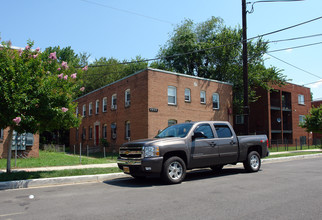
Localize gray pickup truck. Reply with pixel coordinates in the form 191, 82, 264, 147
117, 121, 269, 184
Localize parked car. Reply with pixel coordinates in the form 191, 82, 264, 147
117, 121, 269, 184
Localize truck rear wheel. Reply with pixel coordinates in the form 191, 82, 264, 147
243, 151, 261, 172
162, 156, 186, 184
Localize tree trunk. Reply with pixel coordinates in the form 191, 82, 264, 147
6, 127, 14, 173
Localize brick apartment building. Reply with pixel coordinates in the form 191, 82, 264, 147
70, 68, 233, 151
311, 99, 322, 142
234, 83, 311, 145
0, 129, 39, 159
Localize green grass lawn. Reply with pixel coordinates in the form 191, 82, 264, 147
267, 151, 322, 158
0, 150, 118, 169
0, 167, 121, 182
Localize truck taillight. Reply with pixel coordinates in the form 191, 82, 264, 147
261, 139, 269, 148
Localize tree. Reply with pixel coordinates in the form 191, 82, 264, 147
152, 17, 286, 111
0, 41, 86, 173
79, 56, 148, 93
300, 105, 322, 133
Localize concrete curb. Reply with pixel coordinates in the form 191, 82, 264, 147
0, 172, 127, 190
1, 153, 322, 190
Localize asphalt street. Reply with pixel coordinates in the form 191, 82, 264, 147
0, 157, 322, 220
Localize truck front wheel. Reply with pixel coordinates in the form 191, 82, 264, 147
162, 156, 186, 184
243, 151, 261, 172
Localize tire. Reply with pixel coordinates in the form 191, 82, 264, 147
210, 165, 224, 172
161, 156, 186, 184
243, 151, 261, 172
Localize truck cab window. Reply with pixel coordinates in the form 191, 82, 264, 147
194, 124, 214, 139
214, 124, 232, 138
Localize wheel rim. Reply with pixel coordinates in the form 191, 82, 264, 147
168, 161, 183, 180
250, 155, 259, 169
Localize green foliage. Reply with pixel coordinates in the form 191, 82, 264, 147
300, 105, 322, 133
79, 56, 148, 93
153, 17, 287, 112
0, 41, 85, 133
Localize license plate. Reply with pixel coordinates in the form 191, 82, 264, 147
123, 166, 130, 174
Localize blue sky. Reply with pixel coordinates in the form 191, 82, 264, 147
1, 0, 322, 100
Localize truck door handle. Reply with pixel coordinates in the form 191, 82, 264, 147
210, 142, 216, 147
230, 141, 236, 145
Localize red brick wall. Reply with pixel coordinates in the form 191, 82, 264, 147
237, 83, 311, 142
147, 69, 233, 138
70, 68, 233, 150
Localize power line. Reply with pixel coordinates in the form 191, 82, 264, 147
268, 41, 322, 53
79, 0, 174, 25
77, 16, 322, 69
267, 53, 322, 79
268, 33, 322, 43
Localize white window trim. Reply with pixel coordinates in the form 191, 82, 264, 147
200, 91, 206, 104
111, 94, 117, 110
89, 102, 93, 116
168, 86, 177, 105
298, 94, 305, 105
82, 104, 86, 117
125, 89, 131, 107
125, 121, 131, 140
185, 88, 191, 102
212, 93, 220, 109
96, 100, 99, 114
102, 97, 107, 112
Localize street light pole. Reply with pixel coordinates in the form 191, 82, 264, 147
242, 0, 249, 135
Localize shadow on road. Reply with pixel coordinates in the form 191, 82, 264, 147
104, 167, 249, 188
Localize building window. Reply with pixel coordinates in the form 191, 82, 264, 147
299, 115, 306, 125
89, 102, 93, 116
0, 129, 4, 139
168, 86, 177, 105
212, 93, 219, 109
102, 98, 107, 112
125, 89, 131, 107
168, 119, 177, 127
82, 127, 86, 140
185, 88, 191, 102
125, 121, 131, 140
200, 91, 206, 104
82, 104, 86, 117
298, 94, 305, 105
111, 122, 117, 140
96, 100, 99, 114
76, 107, 79, 117
111, 94, 117, 110
235, 115, 244, 125
102, 124, 107, 139
89, 126, 93, 139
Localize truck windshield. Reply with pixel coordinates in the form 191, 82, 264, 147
155, 123, 193, 138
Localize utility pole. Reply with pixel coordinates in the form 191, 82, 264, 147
242, 0, 249, 135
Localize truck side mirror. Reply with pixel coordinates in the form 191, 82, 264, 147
193, 131, 206, 139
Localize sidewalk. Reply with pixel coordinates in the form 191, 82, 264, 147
0, 149, 321, 190
2, 149, 321, 173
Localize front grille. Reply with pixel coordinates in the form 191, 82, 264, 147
119, 144, 143, 159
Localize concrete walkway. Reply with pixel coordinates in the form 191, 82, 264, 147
0, 149, 321, 173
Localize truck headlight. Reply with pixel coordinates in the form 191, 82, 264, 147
143, 146, 160, 158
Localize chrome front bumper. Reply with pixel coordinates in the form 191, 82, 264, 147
117, 158, 142, 165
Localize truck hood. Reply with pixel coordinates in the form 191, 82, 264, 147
122, 137, 183, 147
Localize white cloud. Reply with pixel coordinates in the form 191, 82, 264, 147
309, 79, 322, 89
